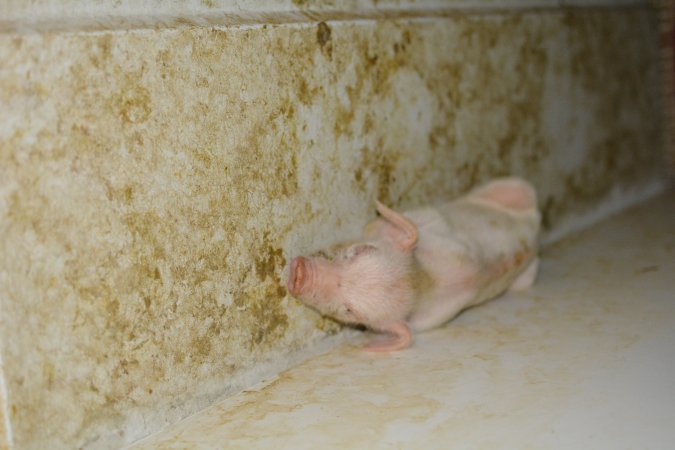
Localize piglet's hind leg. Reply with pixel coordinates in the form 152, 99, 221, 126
364, 322, 412, 352
469, 178, 536, 211
509, 257, 539, 291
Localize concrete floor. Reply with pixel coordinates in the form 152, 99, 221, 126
130, 190, 675, 450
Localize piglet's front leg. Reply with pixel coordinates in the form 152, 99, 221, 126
364, 322, 412, 352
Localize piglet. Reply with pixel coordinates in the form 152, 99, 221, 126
287, 177, 540, 352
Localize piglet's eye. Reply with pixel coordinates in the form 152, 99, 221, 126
352, 244, 377, 257
338, 244, 378, 262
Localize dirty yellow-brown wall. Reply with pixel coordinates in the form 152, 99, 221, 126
0, 4, 666, 450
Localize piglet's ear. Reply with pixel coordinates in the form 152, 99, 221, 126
375, 200, 418, 252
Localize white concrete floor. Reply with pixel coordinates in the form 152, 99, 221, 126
130, 190, 675, 450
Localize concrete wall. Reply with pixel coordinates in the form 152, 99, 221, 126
0, 1, 666, 449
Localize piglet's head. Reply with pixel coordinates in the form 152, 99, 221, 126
287, 201, 418, 331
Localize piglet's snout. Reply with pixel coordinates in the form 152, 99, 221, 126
287, 257, 307, 297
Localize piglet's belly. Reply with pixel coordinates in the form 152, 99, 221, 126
467, 251, 536, 308
405, 203, 538, 331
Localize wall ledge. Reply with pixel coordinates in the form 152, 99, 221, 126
0, 0, 653, 34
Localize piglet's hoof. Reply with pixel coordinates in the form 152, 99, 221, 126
364, 322, 412, 352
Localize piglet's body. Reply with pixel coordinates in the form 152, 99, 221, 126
287, 178, 540, 352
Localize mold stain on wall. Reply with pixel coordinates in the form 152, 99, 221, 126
0, 7, 664, 450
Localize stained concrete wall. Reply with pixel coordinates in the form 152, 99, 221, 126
0, 2, 667, 449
